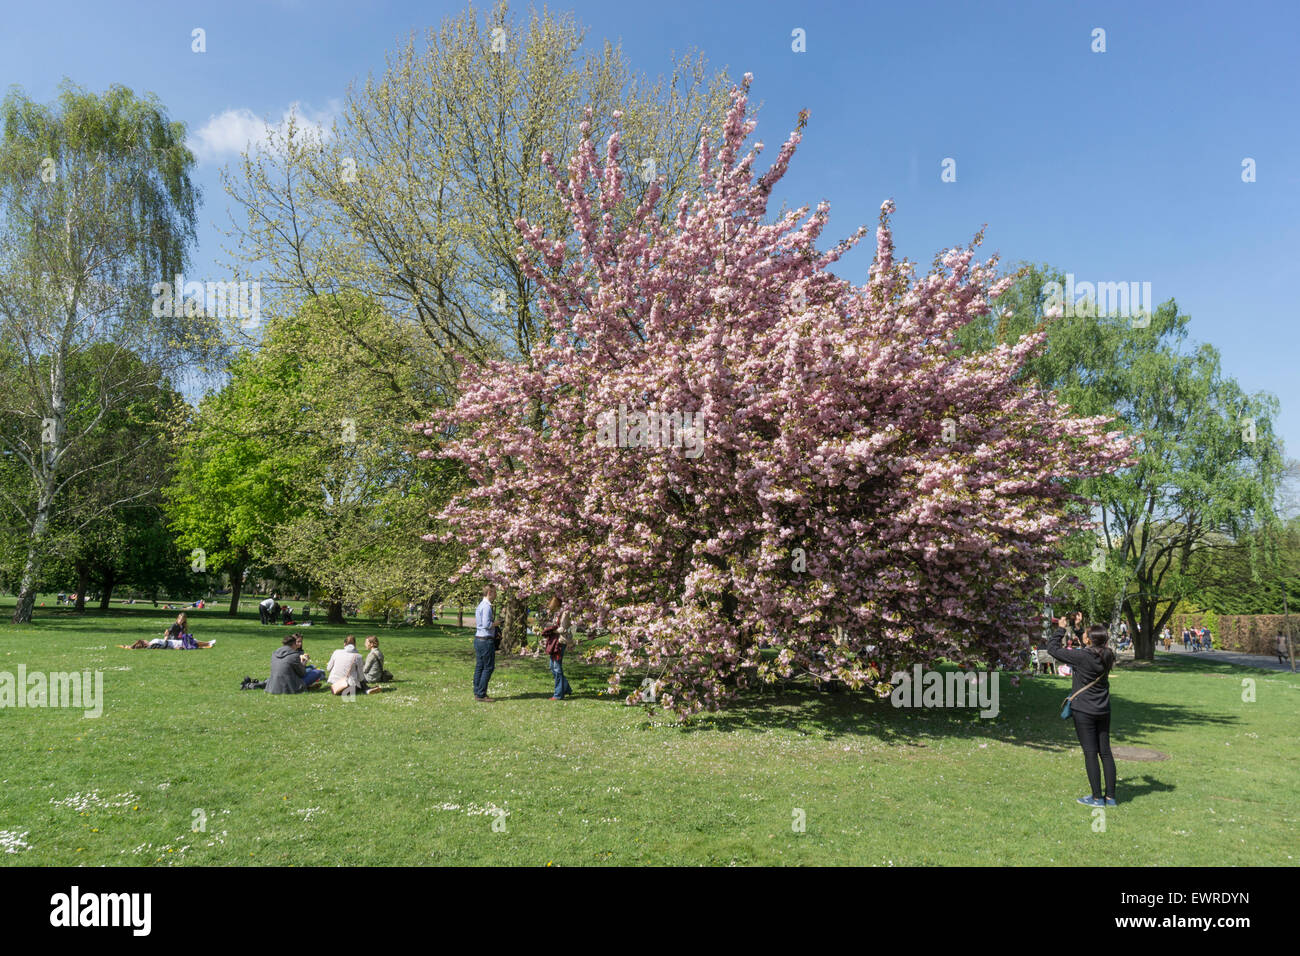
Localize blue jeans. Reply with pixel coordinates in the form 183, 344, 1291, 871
473, 638, 496, 698
302, 667, 325, 690
550, 648, 572, 699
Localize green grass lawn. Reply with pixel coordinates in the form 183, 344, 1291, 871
1, 595, 1296, 866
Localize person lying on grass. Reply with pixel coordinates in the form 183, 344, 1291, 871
119, 613, 215, 649
327, 634, 382, 695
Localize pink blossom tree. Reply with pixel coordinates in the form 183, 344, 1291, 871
416, 76, 1133, 715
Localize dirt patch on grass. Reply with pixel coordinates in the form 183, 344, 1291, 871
1112, 745, 1168, 761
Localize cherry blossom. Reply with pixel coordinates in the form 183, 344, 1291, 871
415, 78, 1133, 715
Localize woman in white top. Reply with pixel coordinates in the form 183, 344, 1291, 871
326, 635, 379, 695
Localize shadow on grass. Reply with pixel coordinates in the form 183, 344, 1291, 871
589, 661, 1237, 753
1117, 774, 1177, 805
10, 605, 471, 638
1146, 652, 1295, 675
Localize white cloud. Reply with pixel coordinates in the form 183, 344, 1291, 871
188, 100, 340, 162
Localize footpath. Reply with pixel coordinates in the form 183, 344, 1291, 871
1150, 642, 1297, 672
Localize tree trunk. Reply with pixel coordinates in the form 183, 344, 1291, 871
11, 336, 68, 625
10, 479, 57, 625
458, 605, 465, 628
500, 592, 528, 652
1042, 574, 1052, 648
327, 600, 345, 625
420, 593, 435, 626
11, 534, 45, 625
1125, 602, 1153, 661
98, 576, 115, 611
1284, 590, 1296, 672
227, 560, 245, 616
75, 563, 89, 612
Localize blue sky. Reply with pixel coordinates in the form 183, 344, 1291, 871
5, 0, 1297, 458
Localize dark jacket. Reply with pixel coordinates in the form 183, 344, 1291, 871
1047, 627, 1112, 716
266, 644, 306, 694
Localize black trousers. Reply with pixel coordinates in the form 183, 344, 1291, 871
1071, 710, 1116, 800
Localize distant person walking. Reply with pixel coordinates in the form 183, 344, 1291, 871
473, 585, 498, 701
1049, 618, 1117, 808
1183, 628, 1191, 650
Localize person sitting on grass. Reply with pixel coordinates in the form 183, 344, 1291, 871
326, 634, 381, 696
266, 633, 324, 693
296, 633, 325, 688
363, 635, 393, 686
266, 633, 306, 694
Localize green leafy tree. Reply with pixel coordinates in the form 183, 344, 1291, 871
967, 267, 1284, 660
243, 295, 464, 624
164, 362, 296, 616
221, 1, 734, 647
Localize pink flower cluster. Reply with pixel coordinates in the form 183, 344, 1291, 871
415, 77, 1134, 715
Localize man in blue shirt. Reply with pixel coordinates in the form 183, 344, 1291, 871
473, 585, 498, 701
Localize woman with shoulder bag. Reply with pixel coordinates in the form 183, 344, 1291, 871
543, 595, 573, 701
1048, 618, 1117, 807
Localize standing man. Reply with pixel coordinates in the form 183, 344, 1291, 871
473, 585, 498, 701
259, 595, 276, 625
